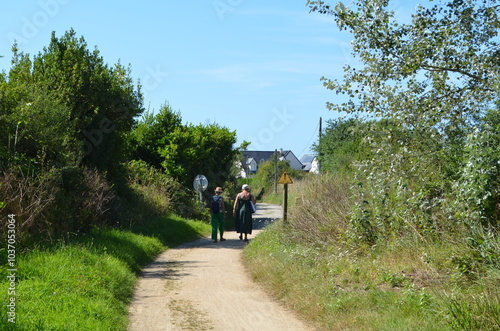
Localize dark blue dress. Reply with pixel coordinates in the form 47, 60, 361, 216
236, 197, 253, 235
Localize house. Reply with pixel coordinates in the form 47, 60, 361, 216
300, 154, 320, 174
239, 150, 304, 178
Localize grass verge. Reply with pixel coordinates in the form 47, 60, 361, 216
0, 216, 210, 330
244, 223, 450, 330
243, 220, 500, 330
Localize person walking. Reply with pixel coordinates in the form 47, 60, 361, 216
233, 184, 256, 242
211, 187, 226, 243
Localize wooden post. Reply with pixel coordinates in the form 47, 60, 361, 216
283, 183, 288, 223
278, 170, 292, 224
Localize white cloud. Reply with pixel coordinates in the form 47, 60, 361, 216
190, 57, 337, 86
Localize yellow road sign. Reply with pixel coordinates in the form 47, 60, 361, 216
277, 170, 293, 184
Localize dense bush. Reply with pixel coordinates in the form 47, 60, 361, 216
0, 30, 239, 246
310, 0, 500, 248
246, 173, 500, 329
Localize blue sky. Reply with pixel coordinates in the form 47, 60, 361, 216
0, 0, 421, 159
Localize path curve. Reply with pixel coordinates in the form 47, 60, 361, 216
127, 203, 313, 331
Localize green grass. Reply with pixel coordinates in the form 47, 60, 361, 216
243, 175, 500, 330
131, 214, 211, 249
243, 221, 500, 330
0, 216, 211, 331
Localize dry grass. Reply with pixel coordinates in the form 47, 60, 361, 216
244, 222, 454, 330
0, 167, 118, 242
0, 168, 58, 240
244, 174, 500, 330
168, 299, 214, 330
286, 173, 351, 244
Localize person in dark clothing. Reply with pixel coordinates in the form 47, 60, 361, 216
233, 184, 256, 242
211, 187, 226, 243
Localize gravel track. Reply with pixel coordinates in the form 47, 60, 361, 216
127, 203, 313, 331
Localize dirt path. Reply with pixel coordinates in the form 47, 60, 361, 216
127, 203, 313, 331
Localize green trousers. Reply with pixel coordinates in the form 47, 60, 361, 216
211, 212, 224, 240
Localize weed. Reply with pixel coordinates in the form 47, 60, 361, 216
444, 287, 500, 330
243, 175, 500, 330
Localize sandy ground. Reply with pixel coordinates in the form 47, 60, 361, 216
127, 203, 313, 331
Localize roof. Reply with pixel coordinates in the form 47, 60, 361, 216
300, 154, 317, 172
241, 150, 304, 170
300, 154, 317, 164
242, 150, 292, 163
242, 151, 280, 161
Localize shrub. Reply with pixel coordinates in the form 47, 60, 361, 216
122, 160, 206, 222
287, 173, 351, 245
0, 168, 59, 243
250, 159, 305, 197
0, 166, 118, 244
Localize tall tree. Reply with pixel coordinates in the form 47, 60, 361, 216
6, 29, 144, 171
131, 105, 238, 190
308, 0, 500, 237
131, 103, 183, 169
160, 123, 238, 189
308, 0, 499, 127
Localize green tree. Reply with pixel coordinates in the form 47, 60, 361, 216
308, 0, 498, 169
316, 117, 369, 174
160, 123, 238, 189
308, 0, 498, 126
308, 0, 500, 239
131, 105, 239, 190
6, 29, 144, 172
0, 30, 146, 239
131, 103, 183, 169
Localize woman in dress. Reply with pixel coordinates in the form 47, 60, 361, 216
233, 184, 256, 242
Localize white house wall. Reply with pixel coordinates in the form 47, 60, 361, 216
310, 158, 319, 174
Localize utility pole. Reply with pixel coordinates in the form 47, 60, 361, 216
318, 117, 322, 173
274, 149, 278, 195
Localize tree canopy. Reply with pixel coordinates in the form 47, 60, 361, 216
1, 29, 241, 241
310, 0, 500, 238
309, 0, 499, 130
131, 102, 239, 191
3, 29, 144, 172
